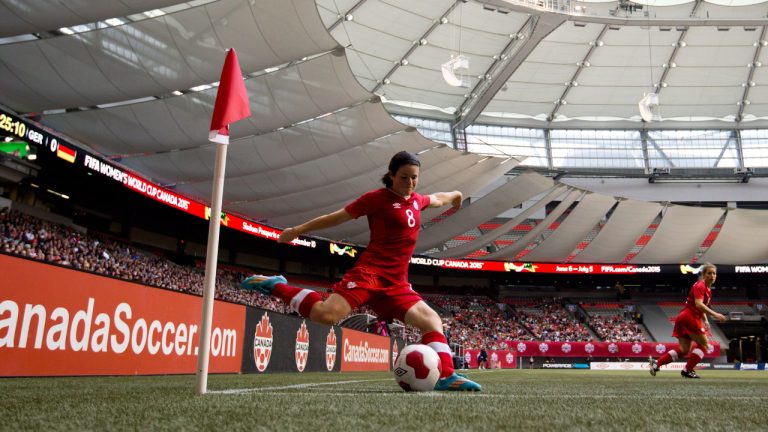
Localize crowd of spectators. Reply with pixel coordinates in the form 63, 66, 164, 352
0, 208, 290, 313
589, 315, 646, 342
427, 295, 532, 350
3, 207, 652, 348
513, 298, 592, 342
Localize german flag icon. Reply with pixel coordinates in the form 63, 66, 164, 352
56, 144, 76, 163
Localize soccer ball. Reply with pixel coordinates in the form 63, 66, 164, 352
393, 344, 442, 392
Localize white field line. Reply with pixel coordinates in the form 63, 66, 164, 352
209, 379, 391, 395
225, 391, 768, 400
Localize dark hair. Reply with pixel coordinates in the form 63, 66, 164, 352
381, 151, 420, 187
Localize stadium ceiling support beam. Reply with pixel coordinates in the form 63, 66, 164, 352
544, 129, 553, 170
371, 1, 463, 95
735, 129, 745, 168
640, 130, 651, 173
452, 15, 536, 129
452, 13, 567, 131
645, 134, 675, 168
737, 26, 767, 123
327, 0, 369, 32
548, 25, 608, 123
714, 130, 737, 167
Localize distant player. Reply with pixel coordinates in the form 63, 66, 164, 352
241, 151, 481, 391
477, 347, 489, 369
649, 263, 726, 378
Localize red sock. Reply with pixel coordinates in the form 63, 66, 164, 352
657, 349, 679, 367
272, 283, 322, 318
421, 331, 454, 378
685, 348, 704, 372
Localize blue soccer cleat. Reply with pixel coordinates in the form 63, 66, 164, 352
240, 274, 287, 295
434, 372, 482, 392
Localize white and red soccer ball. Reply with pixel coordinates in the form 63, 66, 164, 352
393, 344, 442, 392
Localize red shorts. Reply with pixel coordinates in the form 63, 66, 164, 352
672, 310, 706, 338
332, 266, 423, 322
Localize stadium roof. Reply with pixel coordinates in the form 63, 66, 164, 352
1, 0, 768, 264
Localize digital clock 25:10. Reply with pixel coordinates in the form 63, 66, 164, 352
0, 113, 27, 139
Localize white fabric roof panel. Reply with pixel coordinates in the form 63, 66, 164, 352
42, 51, 372, 157
0, 0, 182, 38
665, 66, 747, 87
524, 44, 592, 67
523, 193, 617, 262
598, 26, 680, 48
699, 208, 768, 264
507, 62, 581, 86
431, 185, 567, 258
572, 200, 664, 263
539, 22, 604, 45
0, 0, 339, 113
353, 1, 436, 41
202, 137, 438, 203
390, 66, 476, 98
332, 23, 414, 63
485, 188, 584, 260
251, 141, 488, 234
416, 157, 519, 228
416, 172, 556, 251
698, 2, 768, 14
426, 26, 513, 58
225, 138, 451, 220
122, 101, 407, 184
684, 26, 761, 48
674, 47, 754, 68
630, 205, 725, 264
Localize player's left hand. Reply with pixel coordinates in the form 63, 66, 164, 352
278, 227, 298, 244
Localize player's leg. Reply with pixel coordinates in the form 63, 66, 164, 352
654, 336, 690, 373
241, 274, 352, 324
309, 294, 353, 325
682, 333, 708, 378
403, 301, 481, 391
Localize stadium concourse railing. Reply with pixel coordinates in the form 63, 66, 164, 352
0, 254, 400, 377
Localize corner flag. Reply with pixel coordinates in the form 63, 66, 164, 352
198, 48, 251, 395
209, 48, 251, 144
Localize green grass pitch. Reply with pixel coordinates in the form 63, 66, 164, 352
1, 370, 765, 431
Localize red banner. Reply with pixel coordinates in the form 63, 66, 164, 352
339, 328, 391, 372
463, 349, 517, 369
508, 340, 720, 358
0, 255, 245, 376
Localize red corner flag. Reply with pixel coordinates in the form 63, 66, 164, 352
209, 48, 251, 144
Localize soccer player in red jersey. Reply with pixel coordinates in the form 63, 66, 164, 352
241, 151, 481, 391
649, 263, 726, 378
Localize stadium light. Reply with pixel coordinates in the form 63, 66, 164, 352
638, 93, 660, 122
441, 55, 471, 88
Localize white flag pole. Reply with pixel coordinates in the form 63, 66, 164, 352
196, 142, 228, 395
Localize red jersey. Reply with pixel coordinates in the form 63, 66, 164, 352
344, 188, 431, 285
683, 279, 711, 319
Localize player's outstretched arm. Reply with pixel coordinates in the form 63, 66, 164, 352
695, 298, 727, 322
278, 208, 354, 244
428, 190, 463, 210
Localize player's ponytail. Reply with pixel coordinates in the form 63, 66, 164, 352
382, 151, 421, 187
